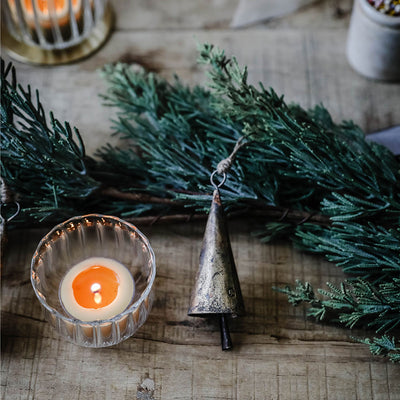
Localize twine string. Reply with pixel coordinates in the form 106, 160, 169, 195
217, 136, 247, 175
211, 136, 248, 189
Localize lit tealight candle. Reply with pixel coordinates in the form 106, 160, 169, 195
60, 257, 135, 321
19, 0, 81, 27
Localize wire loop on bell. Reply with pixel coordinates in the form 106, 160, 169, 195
210, 170, 227, 189
0, 201, 21, 223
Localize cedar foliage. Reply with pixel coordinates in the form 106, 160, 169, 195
1, 45, 399, 361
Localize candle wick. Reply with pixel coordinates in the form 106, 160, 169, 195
91, 283, 101, 293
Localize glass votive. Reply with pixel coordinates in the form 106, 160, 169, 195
31, 214, 156, 347
1, 0, 113, 65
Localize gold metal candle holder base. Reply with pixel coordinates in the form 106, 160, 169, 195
1, 4, 114, 66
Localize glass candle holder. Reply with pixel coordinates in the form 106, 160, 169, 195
1, 0, 113, 65
31, 214, 156, 347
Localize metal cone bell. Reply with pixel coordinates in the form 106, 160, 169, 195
188, 188, 245, 349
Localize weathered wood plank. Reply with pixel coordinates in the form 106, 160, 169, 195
112, 0, 354, 30
2, 223, 400, 399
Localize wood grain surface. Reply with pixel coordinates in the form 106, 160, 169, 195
2, 0, 400, 399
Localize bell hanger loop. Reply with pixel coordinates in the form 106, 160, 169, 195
210, 170, 227, 189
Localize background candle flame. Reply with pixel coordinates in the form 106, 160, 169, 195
21, 0, 80, 15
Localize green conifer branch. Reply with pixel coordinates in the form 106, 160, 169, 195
197, 43, 400, 225
355, 335, 400, 363
1, 44, 400, 362
0, 59, 99, 222
277, 279, 400, 361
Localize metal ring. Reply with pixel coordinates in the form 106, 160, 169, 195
0, 201, 21, 223
210, 170, 227, 189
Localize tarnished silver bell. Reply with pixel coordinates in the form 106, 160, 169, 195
188, 188, 245, 350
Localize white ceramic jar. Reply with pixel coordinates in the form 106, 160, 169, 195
346, 0, 400, 81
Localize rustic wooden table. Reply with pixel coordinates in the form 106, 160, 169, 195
2, 1, 400, 399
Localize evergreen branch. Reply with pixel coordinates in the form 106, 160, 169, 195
294, 223, 400, 280
354, 335, 400, 363
2, 46, 400, 363
198, 43, 400, 224
277, 279, 400, 361
1, 59, 100, 222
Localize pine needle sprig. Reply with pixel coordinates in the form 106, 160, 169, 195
99, 64, 222, 195
98, 63, 281, 211
294, 222, 400, 280
198, 43, 400, 225
277, 279, 400, 342
354, 335, 400, 363
0, 60, 100, 222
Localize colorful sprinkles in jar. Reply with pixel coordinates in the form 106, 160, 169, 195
367, 0, 400, 16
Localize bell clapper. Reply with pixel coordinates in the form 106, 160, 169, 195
220, 314, 233, 351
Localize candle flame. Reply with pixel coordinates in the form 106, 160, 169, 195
91, 283, 102, 305
93, 292, 102, 305
72, 265, 119, 309
22, 0, 79, 14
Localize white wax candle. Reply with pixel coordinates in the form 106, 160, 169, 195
59, 257, 135, 322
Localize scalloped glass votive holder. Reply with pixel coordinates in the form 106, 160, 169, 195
1, 0, 113, 65
31, 214, 156, 347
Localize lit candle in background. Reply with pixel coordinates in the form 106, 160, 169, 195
9, 0, 82, 27
60, 257, 135, 322
7, 0, 84, 45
